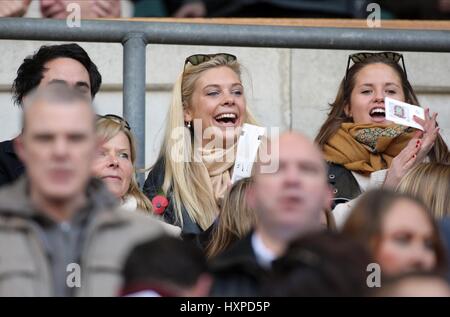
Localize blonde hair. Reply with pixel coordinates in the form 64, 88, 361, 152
157, 55, 257, 230
205, 177, 256, 258
96, 116, 153, 212
397, 163, 450, 219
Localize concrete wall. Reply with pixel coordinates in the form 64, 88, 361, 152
1, 40, 449, 169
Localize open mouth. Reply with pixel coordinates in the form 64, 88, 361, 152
214, 113, 238, 126
369, 107, 386, 122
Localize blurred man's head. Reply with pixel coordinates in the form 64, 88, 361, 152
121, 236, 212, 297
249, 132, 332, 242
15, 84, 96, 203
12, 43, 102, 107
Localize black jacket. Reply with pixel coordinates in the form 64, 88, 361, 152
209, 232, 270, 297
143, 158, 204, 237
0, 139, 25, 188
327, 163, 361, 209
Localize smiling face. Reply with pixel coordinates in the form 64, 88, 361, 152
346, 63, 405, 125
92, 131, 133, 199
184, 66, 246, 133
375, 199, 437, 276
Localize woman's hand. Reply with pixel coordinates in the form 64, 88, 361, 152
384, 108, 440, 188
413, 108, 440, 163
384, 137, 421, 188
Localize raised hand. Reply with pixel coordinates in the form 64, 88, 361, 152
413, 108, 440, 163
384, 136, 421, 188
384, 108, 440, 188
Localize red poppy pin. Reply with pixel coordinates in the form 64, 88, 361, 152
152, 193, 169, 215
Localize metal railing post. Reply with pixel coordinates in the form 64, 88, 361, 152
122, 33, 146, 187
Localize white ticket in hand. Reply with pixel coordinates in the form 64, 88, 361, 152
231, 124, 266, 184
385, 97, 425, 130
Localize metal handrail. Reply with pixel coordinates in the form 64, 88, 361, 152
1, 17, 449, 185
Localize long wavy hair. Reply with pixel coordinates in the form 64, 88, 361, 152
156, 55, 257, 230
315, 54, 449, 164
342, 189, 447, 276
397, 163, 450, 219
96, 116, 153, 212
206, 177, 256, 258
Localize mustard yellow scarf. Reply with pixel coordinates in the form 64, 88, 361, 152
323, 123, 415, 174
197, 143, 236, 209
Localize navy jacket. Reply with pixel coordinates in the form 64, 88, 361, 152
209, 232, 269, 297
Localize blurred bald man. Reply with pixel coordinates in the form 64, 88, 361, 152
210, 131, 332, 296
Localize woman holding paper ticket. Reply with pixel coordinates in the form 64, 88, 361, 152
143, 53, 258, 239
315, 52, 449, 226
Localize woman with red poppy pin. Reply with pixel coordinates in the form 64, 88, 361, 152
143, 53, 258, 242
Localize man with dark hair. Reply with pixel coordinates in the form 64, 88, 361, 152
121, 236, 213, 297
0, 43, 102, 187
0, 84, 166, 297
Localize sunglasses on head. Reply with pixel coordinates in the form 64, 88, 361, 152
184, 53, 237, 69
345, 51, 407, 82
181, 53, 238, 109
96, 114, 131, 131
